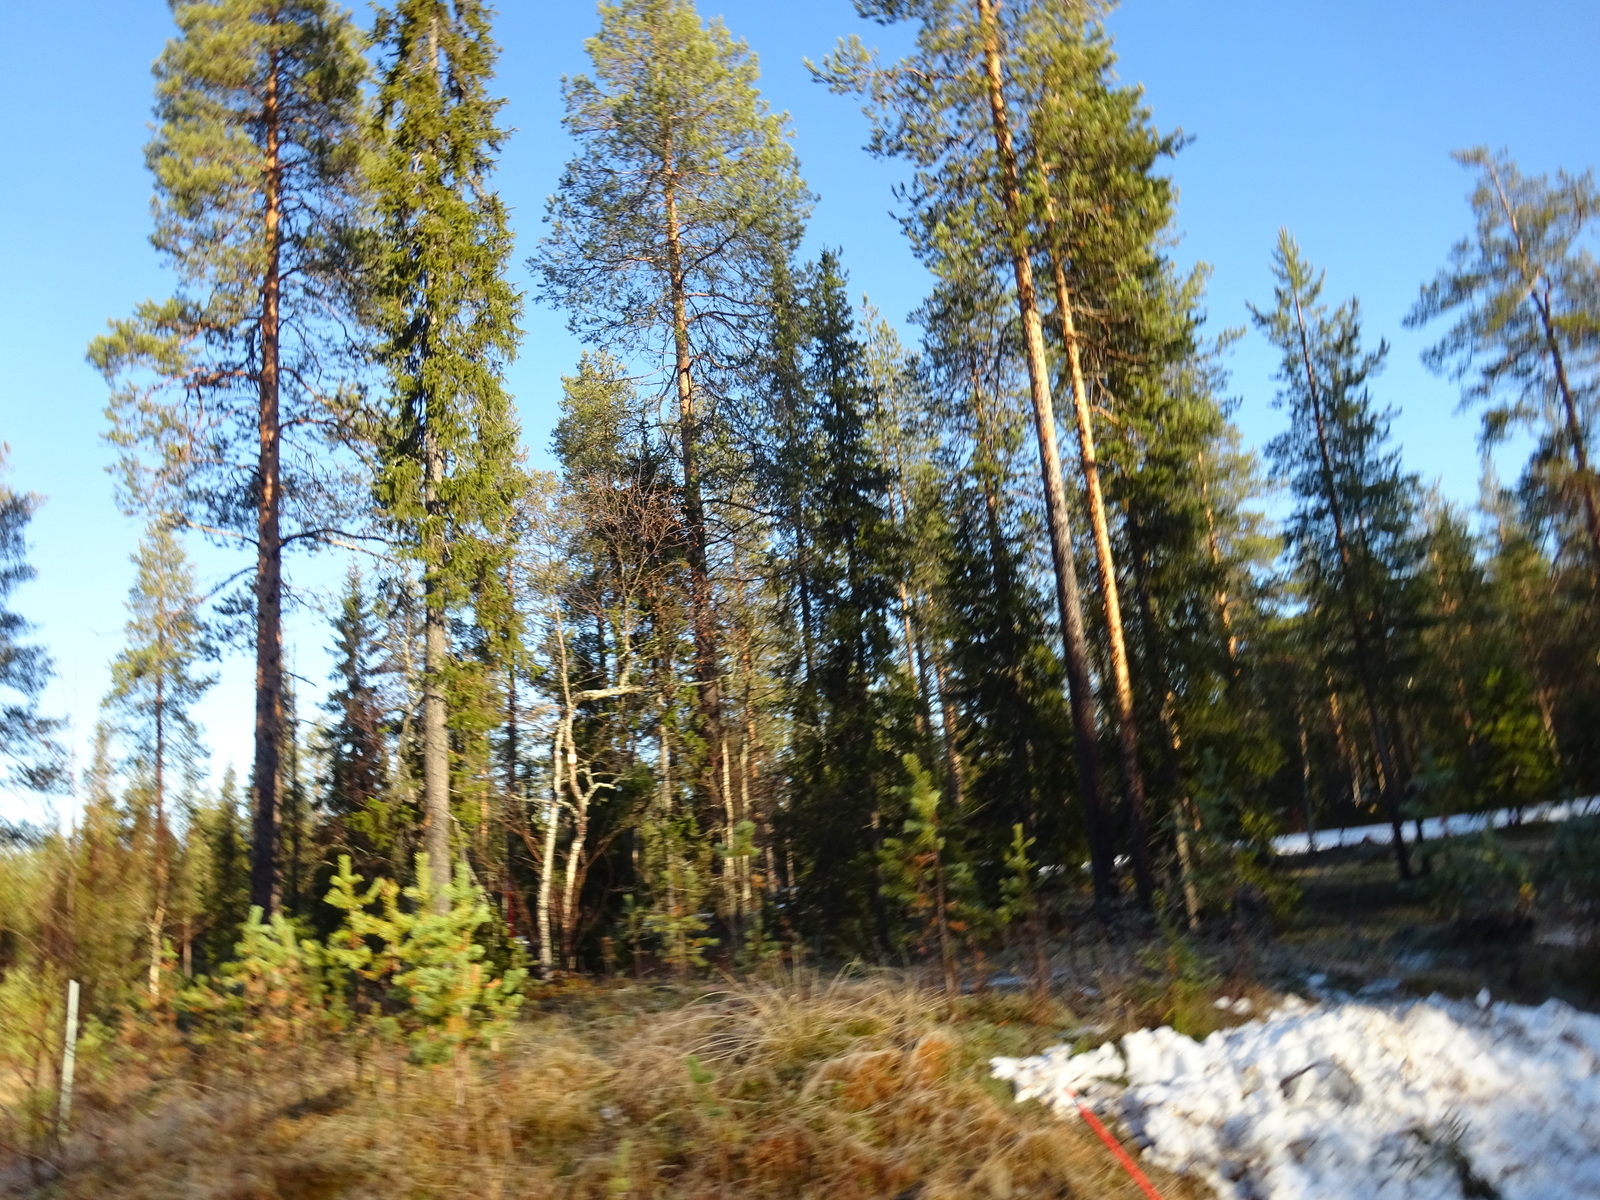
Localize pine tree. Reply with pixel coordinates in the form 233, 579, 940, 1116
1408, 149, 1600, 570
818, 0, 1124, 906
367, 0, 524, 905
0, 449, 63, 795
104, 523, 215, 998
91, 0, 369, 915
534, 0, 811, 817
1252, 232, 1426, 879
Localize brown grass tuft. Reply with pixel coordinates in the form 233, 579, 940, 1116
13, 972, 1211, 1200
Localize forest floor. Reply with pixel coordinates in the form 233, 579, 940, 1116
987, 833, 1600, 1200
10, 833, 1597, 1200
1267, 825, 1600, 1011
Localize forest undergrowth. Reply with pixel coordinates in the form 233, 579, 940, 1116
7, 969, 1216, 1200
8, 815, 1600, 1200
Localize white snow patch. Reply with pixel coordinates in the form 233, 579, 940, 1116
993, 994, 1600, 1199
1275, 795, 1600, 855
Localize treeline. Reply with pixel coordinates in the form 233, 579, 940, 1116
3, 0, 1598, 1002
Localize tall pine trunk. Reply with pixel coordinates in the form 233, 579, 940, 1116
662, 144, 723, 771
148, 673, 167, 996
975, 0, 1114, 906
1043, 209, 1155, 906
250, 54, 284, 917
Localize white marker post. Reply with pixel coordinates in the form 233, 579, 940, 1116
58, 979, 80, 1134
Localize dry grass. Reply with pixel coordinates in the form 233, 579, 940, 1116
12, 972, 1212, 1200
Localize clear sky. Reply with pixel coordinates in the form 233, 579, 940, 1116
2, 0, 1596, 822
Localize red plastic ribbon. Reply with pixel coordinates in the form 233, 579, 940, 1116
1063, 1083, 1167, 1200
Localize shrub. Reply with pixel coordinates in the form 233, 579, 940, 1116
1425, 830, 1535, 930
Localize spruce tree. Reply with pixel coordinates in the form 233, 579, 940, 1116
0, 450, 63, 795
1253, 232, 1426, 879
319, 569, 397, 879
367, 0, 524, 904
201, 766, 253, 970
104, 523, 215, 997
91, 0, 368, 915
786, 252, 919, 948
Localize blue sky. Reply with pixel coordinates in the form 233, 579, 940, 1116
1, 0, 1596, 820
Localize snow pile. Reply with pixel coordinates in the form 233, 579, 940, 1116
993, 993, 1600, 1200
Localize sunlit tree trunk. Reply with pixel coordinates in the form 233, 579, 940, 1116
976, 0, 1115, 906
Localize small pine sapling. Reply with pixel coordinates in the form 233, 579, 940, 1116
394, 854, 526, 1066
322, 855, 403, 1032
879, 754, 972, 997
996, 824, 1050, 1002
323, 853, 525, 1063
210, 908, 331, 1067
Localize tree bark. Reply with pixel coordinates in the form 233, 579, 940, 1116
149, 670, 167, 998
661, 136, 723, 775
250, 52, 285, 917
422, 424, 452, 909
975, 0, 1115, 906
537, 730, 560, 977
1043, 205, 1155, 906
1196, 450, 1240, 669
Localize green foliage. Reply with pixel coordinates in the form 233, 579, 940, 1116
104, 524, 215, 769
1408, 148, 1600, 567
1132, 923, 1224, 1039
787, 254, 923, 947
879, 755, 976, 972
1474, 668, 1560, 809
367, 0, 524, 606
392, 856, 526, 1061
1425, 830, 1536, 928
319, 570, 404, 879
90, 0, 369, 542
184, 855, 524, 1063
1540, 816, 1600, 912
1188, 759, 1301, 922
206, 907, 332, 1049
0, 449, 63, 793
640, 807, 719, 976
195, 767, 252, 971
995, 824, 1037, 931
535, 0, 809, 359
